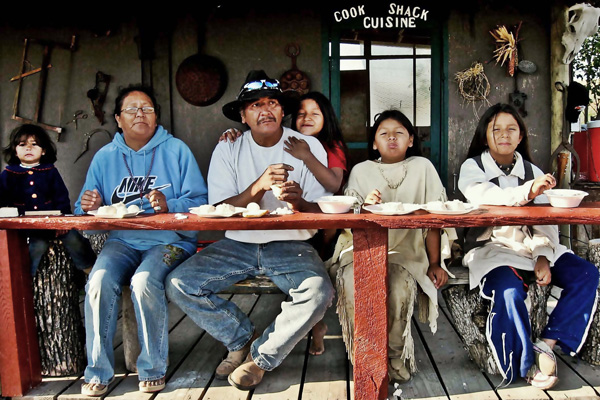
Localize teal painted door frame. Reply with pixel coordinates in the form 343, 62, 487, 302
322, 13, 449, 186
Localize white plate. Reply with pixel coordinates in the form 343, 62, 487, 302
363, 203, 421, 215
242, 209, 269, 218
88, 210, 144, 218
423, 204, 478, 215
189, 207, 246, 218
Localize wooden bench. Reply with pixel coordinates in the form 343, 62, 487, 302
32, 237, 563, 377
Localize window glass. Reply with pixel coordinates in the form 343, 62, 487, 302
372, 42, 413, 56
416, 45, 431, 55
339, 42, 364, 56
416, 58, 431, 126
341, 59, 367, 71
369, 59, 414, 124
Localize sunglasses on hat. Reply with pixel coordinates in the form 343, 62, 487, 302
238, 79, 281, 97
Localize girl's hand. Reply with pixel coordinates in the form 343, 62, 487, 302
284, 136, 312, 161
146, 190, 169, 213
218, 128, 242, 143
81, 189, 102, 212
427, 263, 448, 289
364, 189, 382, 205
534, 256, 552, 286
529, 173, 556, 199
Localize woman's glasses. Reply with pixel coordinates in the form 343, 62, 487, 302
121, 106, 155, 115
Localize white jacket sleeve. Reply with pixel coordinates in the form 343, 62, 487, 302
458, 158, 534, 206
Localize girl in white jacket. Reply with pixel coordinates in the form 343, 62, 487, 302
458, 103, 598, 390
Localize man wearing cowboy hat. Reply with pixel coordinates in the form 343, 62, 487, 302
166, 70, 334, 390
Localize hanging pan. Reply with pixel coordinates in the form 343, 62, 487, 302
176, 15, 227, 107
280, 43, 310, 94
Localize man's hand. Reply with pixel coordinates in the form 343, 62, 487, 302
256, 163, 294, 191
427, 263, 448, 289
364, 189, 382, 205
284, 136, 312, 161
80, 189, 102, 212
279, 180, 306, 211
534, 256, 552, 286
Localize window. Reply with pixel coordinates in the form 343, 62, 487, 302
332, 29, 434, 165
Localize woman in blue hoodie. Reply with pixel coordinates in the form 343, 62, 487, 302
75, 85, 208, 396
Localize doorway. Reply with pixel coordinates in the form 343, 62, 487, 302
325, 24, 448, 184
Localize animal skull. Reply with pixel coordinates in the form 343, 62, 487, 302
562, 3, 600, 64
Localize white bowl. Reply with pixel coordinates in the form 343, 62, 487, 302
316, 196, 357, 214
544, 189, 588, 208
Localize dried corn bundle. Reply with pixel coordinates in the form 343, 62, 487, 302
490, 22, 522, 76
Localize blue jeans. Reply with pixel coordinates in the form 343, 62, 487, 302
481, 252, 599, 383
166, 239, 334, 371
84, 240, 191, 385
28, 229, 96, 275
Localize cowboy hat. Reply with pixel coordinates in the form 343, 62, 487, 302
222, 70, 298, 122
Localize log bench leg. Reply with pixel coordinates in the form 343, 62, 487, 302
581, 242, 600, 364
122, 287, 140, 373
33, 240, 86, 376
442, 283, 550, 374
0, 230, 42, 396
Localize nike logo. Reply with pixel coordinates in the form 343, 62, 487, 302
110, 177, 172, 205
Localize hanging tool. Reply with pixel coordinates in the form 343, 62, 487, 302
549, 82, 582, 183
86, 71, 111, 124
74, 128, 112, 163
66, 110, 88, 130
11, 35, 77, 141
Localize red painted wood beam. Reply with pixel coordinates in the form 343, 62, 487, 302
0, 230, 41, 396
353, 227, 388, 400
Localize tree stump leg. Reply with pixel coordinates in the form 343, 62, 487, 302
442, 285, 499, 374
122, 287, 140, 373
442, 282, 550, 375
33, 240, 85, 376
580, 239, 600, 365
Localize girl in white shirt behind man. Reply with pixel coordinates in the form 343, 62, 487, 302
458, 103, 598, 390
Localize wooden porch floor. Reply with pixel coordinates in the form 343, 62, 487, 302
10, 291, 600, 400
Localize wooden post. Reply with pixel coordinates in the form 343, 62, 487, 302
0, 230, 41, 396
551, 3, 571, 248
352, 227, 388, 400
550, 2, 569, 160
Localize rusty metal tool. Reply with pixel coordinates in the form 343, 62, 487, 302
11, 35, 77, 141
74, 128, 112, 163
66, 110, 88, 130
87, 71, 111, 124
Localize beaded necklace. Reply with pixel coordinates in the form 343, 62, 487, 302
122, 148, 157, 207
494, 153, 517, 175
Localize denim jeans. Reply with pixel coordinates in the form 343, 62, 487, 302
28, 229, 96, 275
166, 239, 334, 371
84, 240, 191, 385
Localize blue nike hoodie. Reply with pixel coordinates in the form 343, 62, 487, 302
74, 125, 207, 254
